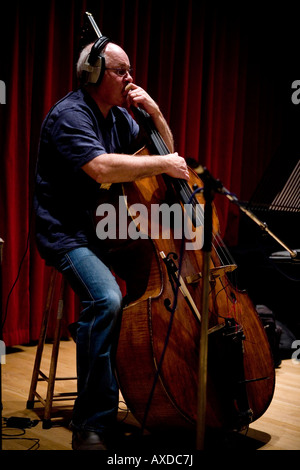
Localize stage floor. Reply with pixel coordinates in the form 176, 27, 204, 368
2, 340, 300, 451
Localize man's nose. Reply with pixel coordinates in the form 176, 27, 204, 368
125, 71, 133, 82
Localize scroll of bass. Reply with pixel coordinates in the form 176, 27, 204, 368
108, 151, 275, 433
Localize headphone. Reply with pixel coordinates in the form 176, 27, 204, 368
82, 36, 110, 85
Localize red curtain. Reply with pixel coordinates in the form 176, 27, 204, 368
0, 0, 296, 346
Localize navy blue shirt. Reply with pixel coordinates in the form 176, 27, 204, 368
34, 88, 139, 264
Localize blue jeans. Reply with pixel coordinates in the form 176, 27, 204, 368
55, 246, 123, 434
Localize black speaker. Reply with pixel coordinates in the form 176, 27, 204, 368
83, 36, 110, 85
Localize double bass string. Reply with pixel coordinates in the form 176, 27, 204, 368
134, 106, 237, 306
178, 177, 234, 268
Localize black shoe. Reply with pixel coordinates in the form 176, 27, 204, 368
72, 430, 107, 450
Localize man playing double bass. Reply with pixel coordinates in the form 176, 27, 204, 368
34, 38, 189, 450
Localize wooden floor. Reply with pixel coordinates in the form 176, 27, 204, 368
1, 339, 300, 452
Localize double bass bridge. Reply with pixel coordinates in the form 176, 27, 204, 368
185, 264, 237, 285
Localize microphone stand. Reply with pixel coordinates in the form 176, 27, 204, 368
196, 165, 298, 260
196, 168, 233, 449
196, 170, 222, 450
225, 193, 298, 261
195, 166, 298, 450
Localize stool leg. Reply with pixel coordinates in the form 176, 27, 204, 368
42, 277, 66, 429
27, 269, 57, 409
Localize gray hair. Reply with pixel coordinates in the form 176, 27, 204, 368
76, 43, 93, 81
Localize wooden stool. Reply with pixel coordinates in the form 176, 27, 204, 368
27, 268, 77, 429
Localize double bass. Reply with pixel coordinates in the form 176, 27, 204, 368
110, 107, 275, 435
85, 11, 275, 440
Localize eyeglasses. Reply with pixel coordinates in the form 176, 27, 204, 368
105, 67, 133, 77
